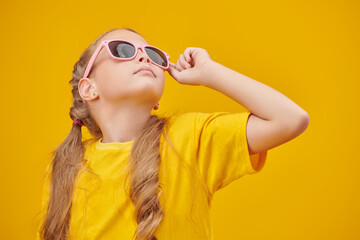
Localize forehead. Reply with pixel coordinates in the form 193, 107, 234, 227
101, 29, 149, 45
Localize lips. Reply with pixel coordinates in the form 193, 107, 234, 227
134, 66, 155, 77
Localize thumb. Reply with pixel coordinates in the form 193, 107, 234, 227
166, 62, 180, 80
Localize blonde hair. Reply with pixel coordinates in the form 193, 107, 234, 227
38, 27, 203, 240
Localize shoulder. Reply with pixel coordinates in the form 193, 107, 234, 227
164, 111, 246, 130
160, 111, 204, 145
164, 111, 200, 129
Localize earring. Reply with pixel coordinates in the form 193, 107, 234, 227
153, 103, 159, 110
92, 93, 96, 96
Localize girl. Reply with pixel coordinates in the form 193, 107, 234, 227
36, 27, 309, 240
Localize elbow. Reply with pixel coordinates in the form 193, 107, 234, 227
299, 111, 310, 129
291, 111, 310, 136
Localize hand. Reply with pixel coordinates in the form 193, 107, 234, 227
166, 47, 214, 86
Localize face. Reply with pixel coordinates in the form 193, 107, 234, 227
80, 29, 166, 107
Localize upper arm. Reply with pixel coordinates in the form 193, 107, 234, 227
246, 113, 309, 155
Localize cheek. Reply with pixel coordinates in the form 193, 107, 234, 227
102, 62, 131, 80
158, 75, 165, 89
98, 79, 128, 99
150, 68, 165, 87
155, 73, 165, 96
154, 68, 165, 80
97, 64, 132, 85
96, 68, 130, 97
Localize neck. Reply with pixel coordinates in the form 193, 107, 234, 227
92, 102, 154, 143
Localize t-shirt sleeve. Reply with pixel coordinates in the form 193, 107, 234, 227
194, 111, 267, 196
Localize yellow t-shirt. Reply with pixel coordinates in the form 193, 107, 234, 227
36, 111, 267, 240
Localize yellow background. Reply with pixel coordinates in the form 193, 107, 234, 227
1, 0, 359, 239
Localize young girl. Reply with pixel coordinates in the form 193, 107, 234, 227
36, 27, 309, 240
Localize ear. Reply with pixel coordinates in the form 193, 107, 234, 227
78, 78, 98, 101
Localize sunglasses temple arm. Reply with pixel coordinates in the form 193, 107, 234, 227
83, 42, 105, 78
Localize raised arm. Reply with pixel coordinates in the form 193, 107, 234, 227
167, 47, 309, 154
200, 61, 309, 154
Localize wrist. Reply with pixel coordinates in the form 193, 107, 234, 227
199, 60, 223, 88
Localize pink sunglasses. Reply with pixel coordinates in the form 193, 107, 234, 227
83, 39, 171, 78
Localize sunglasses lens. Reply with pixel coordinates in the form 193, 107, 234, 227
145, 47, 168, 67
109, 41, 135, 58
108, 41, 168, 67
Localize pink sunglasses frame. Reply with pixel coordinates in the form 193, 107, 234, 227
83, 39, 171, 78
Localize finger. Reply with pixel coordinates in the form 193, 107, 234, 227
183, 49, 191, 63
185, 47, 196, 62
169, 62, 176, 68
176, 59, 184, 71
168, 62, 178, 73
167, 62, 179, 81
180, 54, 191, 69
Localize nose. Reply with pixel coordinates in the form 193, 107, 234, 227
135, 48, 151, 64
